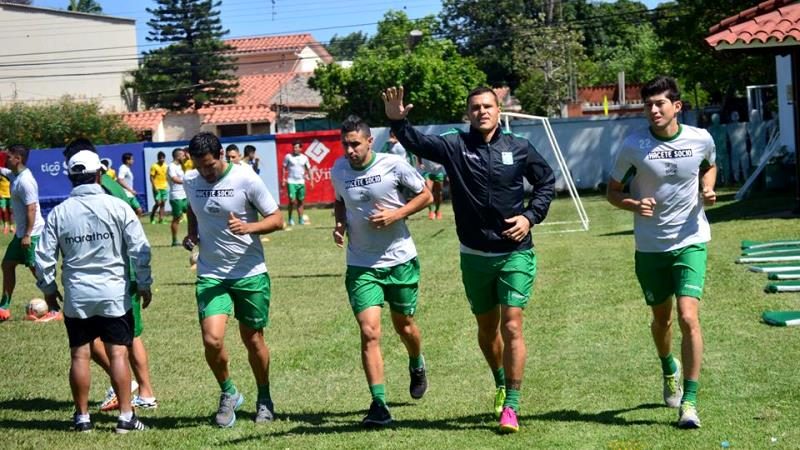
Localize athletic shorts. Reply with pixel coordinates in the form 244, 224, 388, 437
154, 189, 168, 202
425, 172, 446, 182
131, 292, 143, 337
65, 309, 134, 348
3, 235, 40, 267
0, 198, 9, 209
170, 198, 188, 218
635, 243, 707, 305
460, 249, 536, 315
196, 273, 271, 330
287, 183, 306, 201
345, 258, 420, 316
128, 194, 141, 211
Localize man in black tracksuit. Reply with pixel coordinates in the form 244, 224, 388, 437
383, 86, 555, 433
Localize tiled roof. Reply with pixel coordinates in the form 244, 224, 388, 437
225, 34, 332, 61
706, 0, 800, 49
237, 72, 296, 105
120, 109, 166, 131
198, 104, 276, 125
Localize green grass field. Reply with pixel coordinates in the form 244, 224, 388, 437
1, 188, 799, 449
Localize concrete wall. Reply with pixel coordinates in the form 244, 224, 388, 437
162, 113, 203, 142
0, 4, 137, 111
776, 54, 795, 154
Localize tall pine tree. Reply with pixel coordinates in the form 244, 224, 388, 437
131, 0, 239, 110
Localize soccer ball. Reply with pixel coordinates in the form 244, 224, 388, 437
26, 298, 48, 318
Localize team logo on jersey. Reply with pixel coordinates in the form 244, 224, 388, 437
196, 189, 234, 198
65, 231, 114, 245
647, 149, 693, 160
345, 175, 381, 189
305, 139, 330, 164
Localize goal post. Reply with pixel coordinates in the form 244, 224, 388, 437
501, 112, 590, 233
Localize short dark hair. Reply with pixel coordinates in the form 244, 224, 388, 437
122, 152, 133, 164
243, 145, 256, 156
157, 151, 166, 159
63, 138, 95, 161
172, 148, 183, 159
466, 87, 499, 107
189, 132, 222, 160
7, 144, 30, 164
641, 76, 681, 102
225, 144, 239, 152
292, 140, 302, 147
69, 172, 97, 187
341, 115, 371, 137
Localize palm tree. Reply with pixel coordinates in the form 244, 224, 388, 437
67, 0, 103, 14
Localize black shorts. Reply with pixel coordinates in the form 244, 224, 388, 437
65, 310, 134, 348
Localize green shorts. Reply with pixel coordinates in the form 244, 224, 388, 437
460, 249, 536, 315
345, 258, 420, 316
0, 198, 8, 209
3, 235, 40, 267
196, 273, 271, 330
425, 172, 445, 182
129, 195, 141, 211
154, 189, 168, 202
170, 198, 188, 218
635, 243, 707, 305
287, 183, 306, 201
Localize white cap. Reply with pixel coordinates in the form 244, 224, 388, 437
67, 150, 102, 175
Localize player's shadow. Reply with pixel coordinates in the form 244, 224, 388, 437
527, 403, 663, 426
0, 397, 74, 412
597, 229, 634, 237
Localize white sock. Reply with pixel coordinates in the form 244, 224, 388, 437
138, 396, 156, 402
119, 411, 133, 422
76, 413, 90, 423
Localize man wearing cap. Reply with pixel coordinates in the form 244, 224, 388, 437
35, 149, 152, 433
0, 144, 59, 322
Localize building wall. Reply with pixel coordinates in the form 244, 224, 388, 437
296, 47, 323, 73
0, 4, 137, 111
162, 113, 202, 142
234, 52, 299, 75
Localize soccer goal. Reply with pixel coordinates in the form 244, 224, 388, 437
501, 112, 590, 234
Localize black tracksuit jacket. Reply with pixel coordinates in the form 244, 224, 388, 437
391, 119, 556, 253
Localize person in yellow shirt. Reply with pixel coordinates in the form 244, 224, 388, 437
181, 148, 194, 172
149, 151, 168, 224
101, 158, 117, 181
0, 173, 12, 235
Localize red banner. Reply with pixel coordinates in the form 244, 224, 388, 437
275, 130, 343, 206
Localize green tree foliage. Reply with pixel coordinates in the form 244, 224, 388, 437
310, 11, 486, 125
67, 0, 103, 13
0, 98, 137, 149
130, 0, 239, 110
326, 32, 368, 60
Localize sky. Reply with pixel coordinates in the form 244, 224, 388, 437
33, 0, 664, 52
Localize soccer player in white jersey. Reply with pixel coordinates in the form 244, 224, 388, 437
607, 76, 716, 429
331, 115, 433, 427
282, 140, 315, 226
183, 132, 284, 428
167, 148, 188, 247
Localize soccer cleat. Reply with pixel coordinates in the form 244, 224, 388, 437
436, 211, 442, 220
115, 414, 147, 434
100, 381, 138, 411
0, 308, 10, 321
428, 211, 435, 220
663, 359, 683, 408
73, 413, 93, 433
498, 406, 519, 434
409, 364, 428, 399
254, 399, 275, 423
494, 386, 506, 418
361, 400, 392, 428
131, 396, 158, 409
35, 311, 63, 322
288, 219, 295, 226
215, 391, 244, 428
24, 312, 38, 321
677, 402, 701, 429
171, 241, 180, 247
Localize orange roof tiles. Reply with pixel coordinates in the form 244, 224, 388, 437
199, 104, 276, 125
237, 72, 296, 105
706, 0, 800, 49
120, 109, 166, 131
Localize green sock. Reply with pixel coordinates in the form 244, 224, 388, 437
493, 367, 506, 388
219, 378, 237, 395
504, 388, 520, 412
682, 379, 699, 405
257, 383, 271, 402
409, 354, 424, 369
369, 384, 386, 406
659, 353, 678, 375
0, 293, 9, 309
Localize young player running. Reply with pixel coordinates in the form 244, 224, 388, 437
331, 116, 433, 427
607, 76, 716, 429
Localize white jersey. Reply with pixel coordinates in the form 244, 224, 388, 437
0, 167, 45, 238
283, 153, 310, 184
184, 163, 278, 279
611, 125, 716, 252
331, 153, 425, 268
118, 164, 133, 189
167, 161, 186, 200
